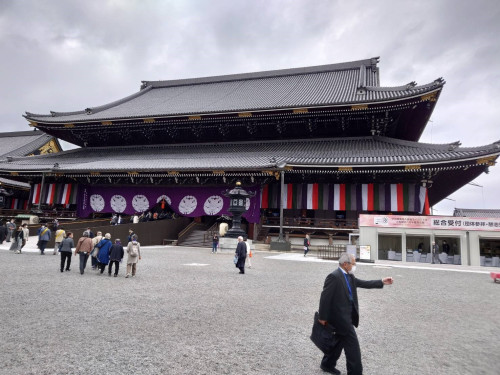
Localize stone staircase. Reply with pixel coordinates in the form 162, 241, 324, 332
177, 228, 211, 248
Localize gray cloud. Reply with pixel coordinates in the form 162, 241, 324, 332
1, 0, 499, 214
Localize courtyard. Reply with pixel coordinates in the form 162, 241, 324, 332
0, 244, 498, 375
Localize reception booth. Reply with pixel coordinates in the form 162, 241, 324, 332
359, 214, 500, 267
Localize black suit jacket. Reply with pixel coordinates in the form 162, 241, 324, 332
318, 268, 383, 335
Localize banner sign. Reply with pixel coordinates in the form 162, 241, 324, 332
359, 214, 500, 232
77, 185, 261, 223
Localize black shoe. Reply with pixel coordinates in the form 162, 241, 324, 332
320, 365, 341, 374
66, 269, 70, 272
60, 270, 64, 273
80, 270, 84, 275
114, 274, 117, 277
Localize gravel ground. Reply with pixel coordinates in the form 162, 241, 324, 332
0, 246, 499, 375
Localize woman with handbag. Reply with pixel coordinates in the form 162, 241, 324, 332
304, 234, 310, 257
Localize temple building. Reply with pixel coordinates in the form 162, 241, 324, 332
1, 57, 499, 261
0, 131, 61, 215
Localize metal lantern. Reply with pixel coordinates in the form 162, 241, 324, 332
222, 181, 255, 238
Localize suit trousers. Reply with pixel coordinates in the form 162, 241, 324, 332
321, 324, 362, 375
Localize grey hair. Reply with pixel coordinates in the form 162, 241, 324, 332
237, 236, 243, 241
338, 252, 354, 265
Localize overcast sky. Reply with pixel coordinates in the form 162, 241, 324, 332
1, 0, 499, 215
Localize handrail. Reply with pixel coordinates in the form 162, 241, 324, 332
177, 221, 200, 243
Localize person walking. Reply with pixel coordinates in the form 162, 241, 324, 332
304, 234, 311, 257
11, 226, 24, 254
75, 232, 93, 275
235, 236, 247, 274
212, 234, 219, 253
6, 219, 16, 242
317, 252, 393, 375
59, 232, 74, 272
91, 231, 103, 270
108, 239, 124, 277
125, 235, 141, 278
245, 238, 252, 269
53, 227, 66, 255
96, 233, 112, 274
20, 224, 29, 251
37, 224, 51, 255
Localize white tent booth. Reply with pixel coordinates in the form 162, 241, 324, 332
358, 214, 500, 267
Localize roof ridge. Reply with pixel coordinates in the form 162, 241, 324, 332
142, 57, 380, 89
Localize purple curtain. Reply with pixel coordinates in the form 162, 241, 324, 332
77, 185, 261, 223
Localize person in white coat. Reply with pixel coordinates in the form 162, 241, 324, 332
245, 238, 252, 269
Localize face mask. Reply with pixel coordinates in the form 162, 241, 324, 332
348, 265, 357, 274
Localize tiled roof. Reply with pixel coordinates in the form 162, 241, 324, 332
0, 177, 30, 189
0, 131, 55, 158
25, 57, 445, 123
0, 137, 497, 173
453, 208, 500, 218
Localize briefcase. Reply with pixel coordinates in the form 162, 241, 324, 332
310, 311, 336, 354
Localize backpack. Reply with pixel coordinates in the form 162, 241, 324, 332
130, 242, 139, 257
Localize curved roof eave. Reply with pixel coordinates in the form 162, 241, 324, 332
24, 84, 444, 125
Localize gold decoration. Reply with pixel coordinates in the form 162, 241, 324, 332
212, 170, 225, 174
143, 118, 155, 123
37, 139, 61, 155
477, 156, 497, 166
351, 104, 368, 111
90, 172, 101, 176
188, 116, 202, 121
238, 112, 252, 118
29, 121, 37, 127
338, 167, 353, 171
293, 108, 309, 114
102, 121, 113, 125
64, 123, 75, 128
10, 172, 19, 176
262, 170, 275, 176
405, 165, 421, 170
168, 171, 180, 175
421, 92, 438, 102
127, 171, 139, 175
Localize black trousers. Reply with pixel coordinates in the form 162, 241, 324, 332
321, 324, 362, 375
108, 260, 120, 275
99, 262, 107, 273
60, 252, 71, 271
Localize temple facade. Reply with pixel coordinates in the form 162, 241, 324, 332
0, 57, 498, 247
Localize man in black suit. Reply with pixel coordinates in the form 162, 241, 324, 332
235, 236, 247, 274
317, 253, 393, 374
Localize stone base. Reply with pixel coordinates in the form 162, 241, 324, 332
218, 237, 253, 253
270, 241, 291, 251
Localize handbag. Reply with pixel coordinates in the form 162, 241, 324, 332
310, 311, 336, 354
233, 255, 238, 264
91, 246, 99, 258
249, 250, 253, 258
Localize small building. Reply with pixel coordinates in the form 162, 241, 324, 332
358, 213, 500, 267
